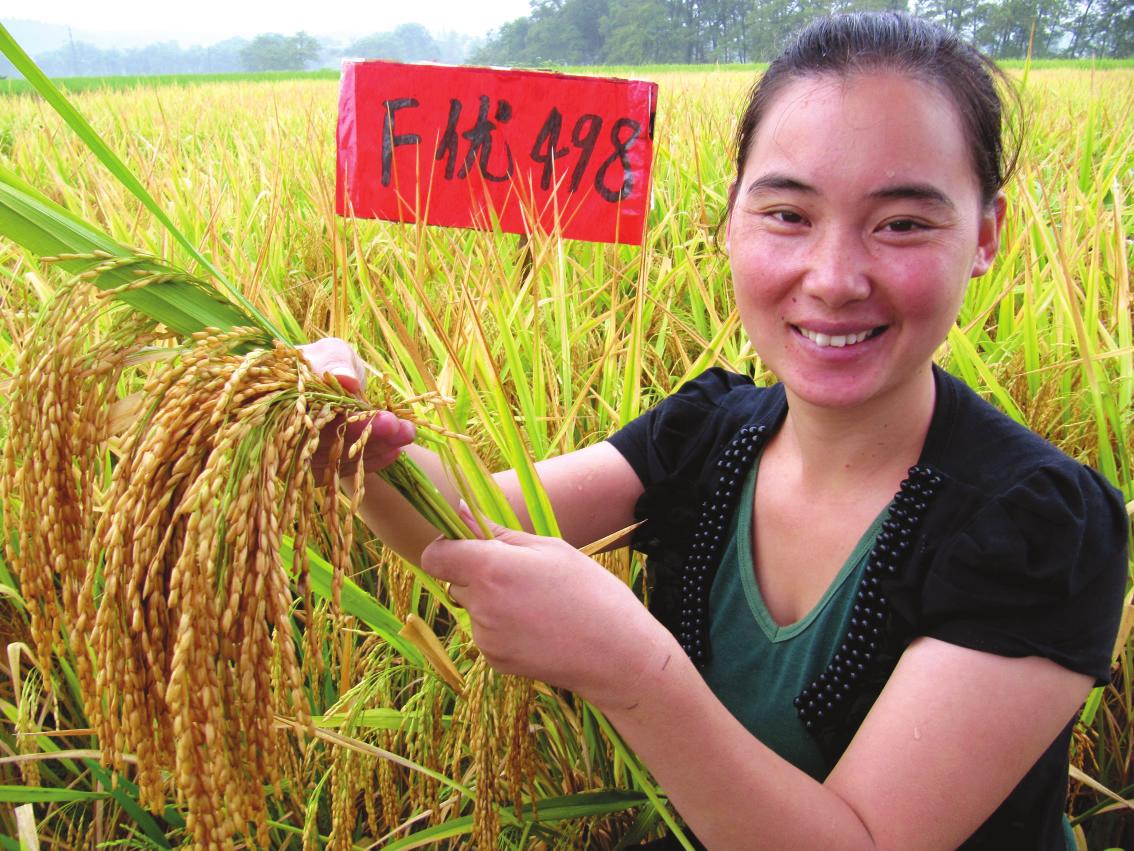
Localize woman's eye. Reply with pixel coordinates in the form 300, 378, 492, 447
881, 219, 924, 233
769, 210, 805, 224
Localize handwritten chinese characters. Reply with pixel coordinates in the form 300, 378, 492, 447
338, 62, 657, 245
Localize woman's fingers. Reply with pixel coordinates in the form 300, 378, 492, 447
420, 536, 491, 586
420, 529, 539, 586
298, 337, 368, 397
309, 410, 417, 480
294, 338, 417, 479
367, 410, 417, 445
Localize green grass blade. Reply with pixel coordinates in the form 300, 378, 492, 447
380, 790, 653, 850
0, 170, 260, 337
0, 23, 286, 342
0, 786, 111, 803
313, 707, 451, 729
283, 538, 426, 666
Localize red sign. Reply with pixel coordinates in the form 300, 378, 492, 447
336, 62, 658, 245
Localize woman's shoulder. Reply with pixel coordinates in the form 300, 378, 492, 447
923, 365, 1122, 507
896, 366, 1129, 684
607, 368, 784, 486
654, 366, 772, 414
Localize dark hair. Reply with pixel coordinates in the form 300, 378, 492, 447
728, 12, 1021, 212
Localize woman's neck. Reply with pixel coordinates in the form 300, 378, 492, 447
777, 367, 938, 494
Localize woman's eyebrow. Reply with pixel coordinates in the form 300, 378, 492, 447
744, 176, 956, 211
744, 173, 816, 196
868, 183, 956, 209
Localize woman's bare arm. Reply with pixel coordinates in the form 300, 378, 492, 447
351, 441, 644, 565
603, 635, 1092, 850
300, 337, 645, 564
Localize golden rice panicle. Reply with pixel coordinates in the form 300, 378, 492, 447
377, 727, 402, 832
467, 658, 502, 850
80, 332, 372, 846
328, 747, 364, 851
6, 269, 452, 847
14, 665, 43, 788
0, 278, 158, 683
503, 675, 538, 819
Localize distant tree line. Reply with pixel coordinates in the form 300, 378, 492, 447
4, 1, 1126, 80
471, 0, 1133, 65
11, 38, 251, 77
344, 23, 478, 64
6, 24, 479, 78
240, 33, 323, 72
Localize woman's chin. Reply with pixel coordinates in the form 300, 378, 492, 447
779, 361, 934, 415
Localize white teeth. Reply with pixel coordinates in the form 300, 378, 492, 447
799, 327, 875, 348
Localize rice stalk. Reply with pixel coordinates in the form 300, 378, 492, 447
0, 272, 469, 848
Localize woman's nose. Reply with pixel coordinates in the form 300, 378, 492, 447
800, 228, 872, 307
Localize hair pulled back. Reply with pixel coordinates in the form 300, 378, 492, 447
731, 12, 1020, 210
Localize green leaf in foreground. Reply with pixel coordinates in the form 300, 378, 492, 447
0, 785, 111, 803
0, 22, 286, 342
282, 538, 425, 666
380, 790, 653, 850
0, 172, 259, 338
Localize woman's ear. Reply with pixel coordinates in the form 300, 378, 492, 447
970, 192, 1007, 278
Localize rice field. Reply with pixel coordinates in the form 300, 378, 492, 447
0, 61, 1131, 849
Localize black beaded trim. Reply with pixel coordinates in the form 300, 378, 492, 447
793, 465, 943, 731
679, 423, 768, 664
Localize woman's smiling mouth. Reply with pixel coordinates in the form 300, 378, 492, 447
793, 325, 887, 348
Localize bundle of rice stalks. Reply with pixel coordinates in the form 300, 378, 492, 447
0, 259, 466, 848
0, 35, 687, 847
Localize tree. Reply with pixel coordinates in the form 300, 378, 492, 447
348, 24, 441, 62
471, 18, 533, 64
974, 0, 1070, 56
1064, 0, 1134, 56
600, 0, 681, 62
240, 32, 322, 72
743, 0, 804, 61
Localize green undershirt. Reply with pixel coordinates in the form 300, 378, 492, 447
700, 456, 1078, 847
700, 456, 886, 781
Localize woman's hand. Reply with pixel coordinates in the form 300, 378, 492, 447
298, 337, 416, 479
420, 516, 676, 712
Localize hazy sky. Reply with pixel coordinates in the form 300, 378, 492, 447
0, 0, 533, 42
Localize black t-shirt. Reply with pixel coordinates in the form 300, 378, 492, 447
608, 365, 1129, 849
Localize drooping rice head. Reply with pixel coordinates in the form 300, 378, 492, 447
1, 276, 389, 847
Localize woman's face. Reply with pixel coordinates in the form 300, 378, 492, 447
726, 72, 1004, 412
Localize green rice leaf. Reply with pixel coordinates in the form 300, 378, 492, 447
0, 785, 111, 802
284, 538, 426, 666
313, 707, 451, 730
0, 170, 259, 337
0, 22, 286, 342
380, 790, 652, 850
83, 759, 178, 843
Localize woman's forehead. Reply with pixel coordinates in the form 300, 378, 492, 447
740, 72, 976, 194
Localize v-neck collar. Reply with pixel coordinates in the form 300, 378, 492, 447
733, 458, 890, 643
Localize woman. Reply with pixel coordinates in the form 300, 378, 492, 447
304, 13, 1128, 848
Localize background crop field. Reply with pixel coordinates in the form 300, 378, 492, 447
2, 57, 1133, 94
0, 65, 1131, 847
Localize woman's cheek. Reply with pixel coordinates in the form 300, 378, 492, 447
889, 256, 969, 326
